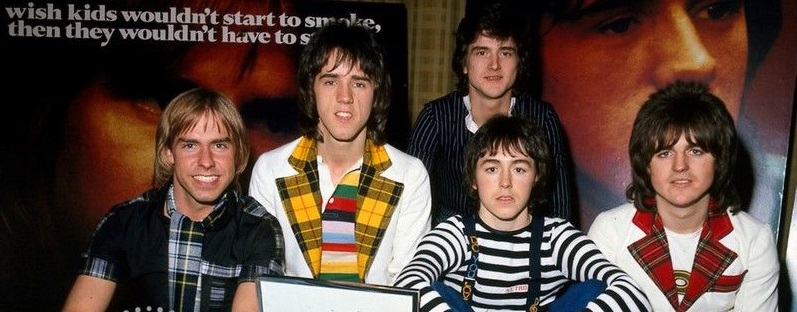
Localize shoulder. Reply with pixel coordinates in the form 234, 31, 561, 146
727, 209, 775, 238
251, 138, 302, 176
593, 203, 637, 223
255, 138, 301, 162
514, 93, 555, 110
383, 144, 427, 172
541, 216, 580, 236
109, 188, 164, 218
232, 194, 283, 230
421, 92, 464, 111
587, 203, 637, 239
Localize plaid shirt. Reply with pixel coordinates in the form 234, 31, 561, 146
77, 184, 284, 312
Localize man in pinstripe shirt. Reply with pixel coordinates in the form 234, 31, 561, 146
407, 2, 574, 225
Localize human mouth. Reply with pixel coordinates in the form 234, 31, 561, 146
335, 111, 352, 119
671, 178, 691, 186
194, 175, 219, 183
497, 195, 514, 203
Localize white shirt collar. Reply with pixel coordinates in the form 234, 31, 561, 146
463, 95, 516, 134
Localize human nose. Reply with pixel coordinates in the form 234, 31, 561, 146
488, 54, 500, 71
499, 171, 512, 189
336, 83, 354, 104
650, 9, 716, 88
673, 153, 689, 172
198, 146, 216, 168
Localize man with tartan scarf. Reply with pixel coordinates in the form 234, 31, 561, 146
588, 81, 779, 311
249, 22, 432, 285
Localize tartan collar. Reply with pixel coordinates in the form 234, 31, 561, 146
629, 198, 737, 311
634, 197, 732, 238
288, 136, 392, 173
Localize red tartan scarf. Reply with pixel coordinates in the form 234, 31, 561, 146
627, 198, 743, 312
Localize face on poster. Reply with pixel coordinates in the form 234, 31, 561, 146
536, 0, 791, 230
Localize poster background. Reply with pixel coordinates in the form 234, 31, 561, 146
0, 0, 407, 310
1, 0, 796, 310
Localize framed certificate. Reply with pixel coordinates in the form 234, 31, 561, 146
257, 276, 419, 312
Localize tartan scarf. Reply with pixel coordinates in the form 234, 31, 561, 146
166, 185, 228, 312
275, 136, 404, 281
627, 198, 739, 312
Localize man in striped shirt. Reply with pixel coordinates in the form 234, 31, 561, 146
395, 115, 650, 311
407, 2, 574, 225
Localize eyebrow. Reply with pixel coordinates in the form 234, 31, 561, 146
176, 137, 232, 145
566, 0, 651, 20
317, 71, 372, 83
479, 157, 532, 166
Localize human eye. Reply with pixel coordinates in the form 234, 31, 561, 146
181, 142, 196, 150
473, 49, 488, 57
688, 147, 706, 156
655, 150, 672, 158
595, 15, 640, 34
214, 142, 230, 150
483, 166, 498, 174
353, 80, 370, 89
693, 0, 743, 21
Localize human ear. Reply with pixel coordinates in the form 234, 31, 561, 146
164, 148, 175, 165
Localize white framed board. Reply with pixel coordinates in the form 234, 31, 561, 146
257, 276, 419, 312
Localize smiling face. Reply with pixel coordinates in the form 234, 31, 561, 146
540, 0, 747, 207
314, 52, 374, 144
465, 33, 519, 101
474, 145, 537, 232
648, 134, 715, 214
165, 112, 236, 219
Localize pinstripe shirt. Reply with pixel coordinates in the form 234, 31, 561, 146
393, 215, 652, 311
407, 91, 574, 222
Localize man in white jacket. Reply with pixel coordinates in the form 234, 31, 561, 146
588, 81, 779, 311
249, 22, 431, 285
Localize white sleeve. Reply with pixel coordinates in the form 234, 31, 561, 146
388, 157, 433, 283
734, 220, 779, 311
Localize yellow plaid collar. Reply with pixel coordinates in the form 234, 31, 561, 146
278, 136, 403, 281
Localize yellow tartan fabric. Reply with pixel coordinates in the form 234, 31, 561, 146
275, 137, 404, 280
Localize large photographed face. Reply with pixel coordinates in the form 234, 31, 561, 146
540, 0, 747, 208
54, 0, 299, 235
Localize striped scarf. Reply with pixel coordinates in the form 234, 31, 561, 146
319, 170, 360, 282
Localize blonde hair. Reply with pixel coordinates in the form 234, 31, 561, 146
153, 88, 249, 191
